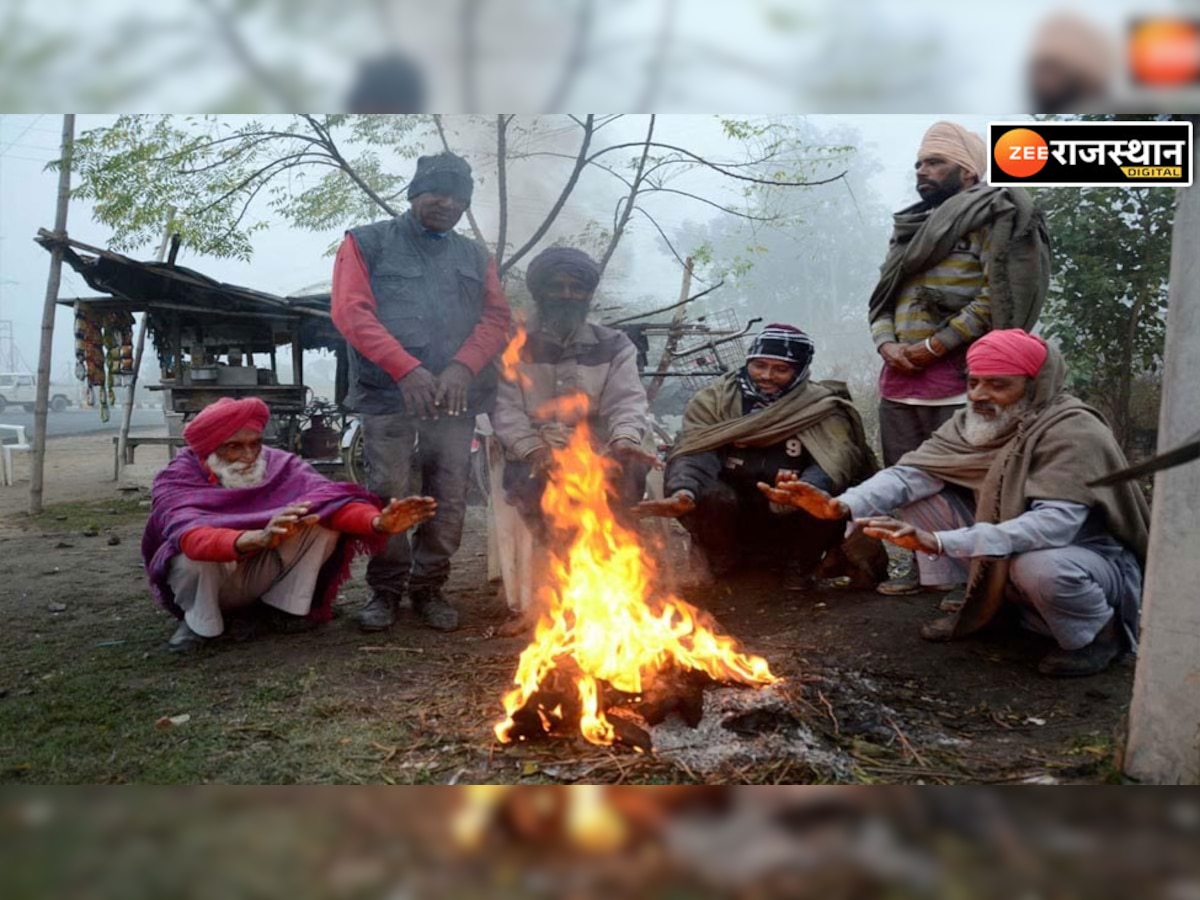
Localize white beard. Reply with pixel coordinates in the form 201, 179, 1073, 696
962, 397, 1031, 446
206, 451, 267, 488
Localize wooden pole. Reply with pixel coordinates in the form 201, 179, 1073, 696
29, 114, 75, 516
645, 257, 693, 404
116, 218, 176, 481
1123, 115, 1200, 783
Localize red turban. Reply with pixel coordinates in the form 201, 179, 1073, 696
966, 329, 1049, 378
183, 397, 271, 458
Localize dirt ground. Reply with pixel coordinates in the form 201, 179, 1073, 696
0, 433, 1132, 784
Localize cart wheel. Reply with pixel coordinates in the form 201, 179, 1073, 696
344, 424, 366, 485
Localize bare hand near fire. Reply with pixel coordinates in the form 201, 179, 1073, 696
856, 516, 939, 554
237, 502, 320, 553
632, 490, 696, 519
607, 439, 664, 470
373, 496, 438, 534
526, 446, 555, 477
757, 472, 849, 519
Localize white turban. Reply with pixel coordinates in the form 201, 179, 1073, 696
917, 121, 988, 180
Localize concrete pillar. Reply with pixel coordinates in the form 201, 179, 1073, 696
1124, 118, 1200, 784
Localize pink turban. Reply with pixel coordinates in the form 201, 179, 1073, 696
967, 329, 1049, 378
183, 396, 271, 458
918, 121, 988, 180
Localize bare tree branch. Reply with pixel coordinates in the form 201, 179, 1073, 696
461, 0, 483, 111
543, 0, 597, 111
588, 141, 848, 188
186, 151, 339, 218
631, 204, 700, 278
500, 114, 596, 276
300, 114, 399, 217
605, 279, 725, 325
496, 114, 510, 268
597, 114, 655, 277
637, 0, 678, 111
192, 0, 302, 110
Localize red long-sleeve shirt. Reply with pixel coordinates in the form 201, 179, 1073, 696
330, 233, 511, 381
179, 501, 380, 562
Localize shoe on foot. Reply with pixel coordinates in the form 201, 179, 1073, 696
167, 620, 208, 653
264, 606, 320, 634
1037, 623, 1122, 677
411, 586, 460, 632
919, 614, 958, 642
938, 588, 967, 613
877, 570, 921, 595
356, 592, 399, 632
782, 570, 817, 593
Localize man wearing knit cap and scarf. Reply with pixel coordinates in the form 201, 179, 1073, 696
494, 246, 654, 529
637, 324, 881, 592
332, 151, 512, 633
762, 330, 1149, 677
142, 397, 437, 652
868, 120, 1051, 597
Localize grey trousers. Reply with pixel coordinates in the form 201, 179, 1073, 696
361, 412, 476, 595
898, 491, 1125, 651
168, 525, 340, 638
879, 399, 962, 467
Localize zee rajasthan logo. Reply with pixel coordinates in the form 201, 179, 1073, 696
987, 121, 1192, 187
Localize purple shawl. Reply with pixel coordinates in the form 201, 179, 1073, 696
142, 447, 386, 621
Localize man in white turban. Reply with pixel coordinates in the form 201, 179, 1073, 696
866, 120, 1051, 595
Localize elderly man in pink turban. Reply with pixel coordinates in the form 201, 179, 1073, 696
867, 119, 1052, 597
142, 397, 437, 652
761, 330, 1150, 678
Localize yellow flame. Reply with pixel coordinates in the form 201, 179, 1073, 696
500, 319, 530, 388
495, 394, 777, 747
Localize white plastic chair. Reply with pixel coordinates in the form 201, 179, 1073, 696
0, 424, 30, 487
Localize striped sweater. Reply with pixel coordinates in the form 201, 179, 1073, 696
870, 225, 992, 353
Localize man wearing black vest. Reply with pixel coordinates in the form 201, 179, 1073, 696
332, 152, 512, 632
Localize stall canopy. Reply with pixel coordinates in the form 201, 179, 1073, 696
38, 229, 342, 355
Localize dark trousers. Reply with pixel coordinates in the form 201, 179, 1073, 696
361, 412, 476, 594
879, 398, 962, 467
503, 453, 651, 541
680, 478, 845, 577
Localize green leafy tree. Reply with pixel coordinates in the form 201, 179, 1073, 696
1035, 184, 1174, 451
59, 114, 847, 289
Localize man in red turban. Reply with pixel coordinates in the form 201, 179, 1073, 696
868, 119, 1051, 597
760, 330, 1150, 677
143, 397, 437, 652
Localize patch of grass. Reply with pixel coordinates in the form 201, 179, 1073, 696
20, 497, 149, 532
0, 623, 463, 784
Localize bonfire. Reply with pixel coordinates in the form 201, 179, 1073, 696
493, 387, 778, 751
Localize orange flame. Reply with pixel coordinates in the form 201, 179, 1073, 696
500, 318, 530, 388
495, 394, 777, 747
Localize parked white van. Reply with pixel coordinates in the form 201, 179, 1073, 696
0, 373, 72, 413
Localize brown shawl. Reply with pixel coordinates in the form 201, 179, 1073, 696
899, 345, 1151, 636
669, 375, 875, 494
868, 183, 1051, 337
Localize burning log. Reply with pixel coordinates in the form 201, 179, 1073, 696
492, 390, 778, 751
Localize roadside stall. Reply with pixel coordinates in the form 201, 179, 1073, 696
37, 232, 357, 479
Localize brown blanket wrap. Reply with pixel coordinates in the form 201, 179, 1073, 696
867, 184, 1052, 337
898, 345, 1150, 636
669, 375, 875, 495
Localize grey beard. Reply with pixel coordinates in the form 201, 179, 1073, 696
537, 302, 590, 338
962, 397, 1031, 446
207, 452, 267, 488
